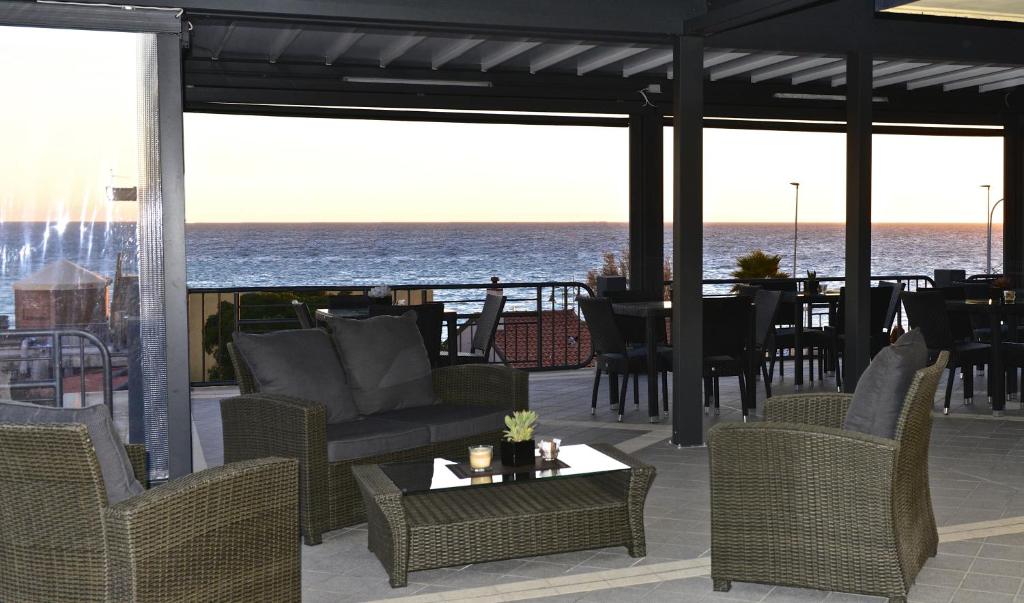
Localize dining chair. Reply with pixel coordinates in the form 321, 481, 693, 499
440, 294, 506, 365
901, 289, 991, 413
578, 296, 669, 421
369, 303, 446, 367
703, 296, 754, 418
750, 289, 782, 399
604, 289, 666, 348
291, 299, 315, 329
825, 284, 900, 389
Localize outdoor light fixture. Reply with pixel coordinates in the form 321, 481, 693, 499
982, 184, 1004, 276
773, 92, 889, 103
790, 182, 800, 278
342, 76, 493, 88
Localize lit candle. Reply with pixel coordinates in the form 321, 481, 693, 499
538, 438, 561, 461
468, 445, 493, 472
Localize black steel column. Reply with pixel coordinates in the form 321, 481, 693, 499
629, 108, 665, 297
671, 35, 704, 446
843, 50, 872, 391
1004, 115, 1024, 284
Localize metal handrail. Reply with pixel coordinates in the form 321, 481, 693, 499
0, 329, 113, 409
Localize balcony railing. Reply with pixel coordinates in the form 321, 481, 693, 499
187, 274, 936, 387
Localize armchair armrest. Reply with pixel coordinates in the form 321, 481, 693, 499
105, 457, 300, 602
708, 422, 899, 587
221, 394, 328, 545
764, 393, 853, 428
124, 443, 148, 489
432, 365, 528, 411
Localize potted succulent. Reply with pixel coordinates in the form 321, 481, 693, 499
500, 410, 538, 467
805, 270, 820, 295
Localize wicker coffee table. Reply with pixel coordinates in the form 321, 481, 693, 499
352, 443, 655, 587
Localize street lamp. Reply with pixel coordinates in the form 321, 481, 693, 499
790, 182, 800, 277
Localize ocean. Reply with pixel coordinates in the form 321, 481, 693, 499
0, 221, 1004, 322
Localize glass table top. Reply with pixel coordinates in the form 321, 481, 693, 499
380, 444, 630, 494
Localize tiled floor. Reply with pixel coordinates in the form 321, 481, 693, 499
190, 362, 1024, 602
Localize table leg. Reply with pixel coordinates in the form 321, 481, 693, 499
446, 315, 458, 366
645, 314, 660, 423
992, 310, 1005, 413
794, 299, 804, 387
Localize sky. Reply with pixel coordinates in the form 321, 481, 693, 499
0, 26, 1007, 225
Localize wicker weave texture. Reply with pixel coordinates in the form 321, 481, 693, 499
0, 423, 301, 603
708, 352, 948, 602
353, 442, 654, 587
221, 361, 528, 544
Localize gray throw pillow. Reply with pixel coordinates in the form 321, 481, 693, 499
234, 329, 358, 423
843, 328, 928, 439
328, 311, 438, 415
0, 401, 144, 504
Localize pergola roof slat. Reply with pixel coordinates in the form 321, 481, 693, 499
944, 67, 1024, 91
480, 40, 541, 72
432, 38, 485, 70
749, 56, 837, 83
530, 42, 595, 74
622, 49, 673, 77
577, 46, 647, 75
710, 53, 795, 81
906, 65, 1010, 90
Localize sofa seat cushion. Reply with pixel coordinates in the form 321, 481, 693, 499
325, 417, 431, 462
843, 328, 928, 439
381, 404, 508, 443
327, 311, 438, 415
0, 401, 143, 504
234, 329, 358, 424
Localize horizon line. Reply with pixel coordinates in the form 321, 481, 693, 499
0, 219, 1001, 225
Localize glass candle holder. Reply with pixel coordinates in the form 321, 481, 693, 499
538, 437, 561, 461
1005, 289, 1017, 304
468, 445, 493, 472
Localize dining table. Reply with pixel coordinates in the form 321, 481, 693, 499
788, 290, 843, 387
945, 298, 1024, 414
315, 306, 460, 366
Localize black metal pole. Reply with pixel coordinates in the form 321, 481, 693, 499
629, 108, 666, 297
671, 35, 704, 446
843, 50, 872, 391
1004, 115, 1024, 285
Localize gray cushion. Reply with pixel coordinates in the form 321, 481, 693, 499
327, 311, 438, 415
234, 329, 358, 424
0, 401, 144, 504
843, 328, 928, 439
381, 404, 508, 443
325, 417, 431, 462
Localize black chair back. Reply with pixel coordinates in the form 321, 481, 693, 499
901, 290, 955, 350
369, 303, 445, 367
752, 290, 782, 349
878, 281, 906, 332
291, 300, 314, 329
758, 280, 797, 327
832, 285, 900, 336
471, 294, 506, 357
735, 283, 762, 298
328, 294, 374, 309
703, 296, 752, 359
933, 286, 976, 341
605, 289, 664, 345
578, 296, 628, 356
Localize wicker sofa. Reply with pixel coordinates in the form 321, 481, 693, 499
708, 351, 947, 603
224, 342, 528, 545
0, 423, 299, 602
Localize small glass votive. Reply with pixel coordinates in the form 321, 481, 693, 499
538, 437, 561, 462
471, 475, 493, 485
468, 445, 493, 472
1005, 289, 1017, 304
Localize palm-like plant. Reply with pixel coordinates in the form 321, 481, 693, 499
731, 249, 789, 281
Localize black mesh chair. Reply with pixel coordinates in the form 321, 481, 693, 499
440, 294, 506, 365
825, 284, 900, 389
291, 299, 314, 329
328, 293, 376, 309
369, 303, 446, 368
901, 290, 991, 414
703, 296, 755, 418
605, 289, 665, 348
762, 280, 830, 384
751, 289, 782, 399
578, 296, 669, 421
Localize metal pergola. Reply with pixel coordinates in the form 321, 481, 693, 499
18, 0, 1024, 451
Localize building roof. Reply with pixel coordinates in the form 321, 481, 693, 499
13, 259, 109, 291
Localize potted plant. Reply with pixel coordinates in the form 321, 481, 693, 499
805, 270, 820, 295
500, 410, 538, 467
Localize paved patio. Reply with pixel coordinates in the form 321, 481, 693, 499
190, 362, 1024, 602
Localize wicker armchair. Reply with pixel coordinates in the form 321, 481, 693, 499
708, 351, 948, 603
223, 342, 528, 545
0, 423, 300, 603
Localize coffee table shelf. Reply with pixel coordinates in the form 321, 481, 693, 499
352, 442, 655, 587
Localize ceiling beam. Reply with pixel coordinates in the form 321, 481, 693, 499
267, 28, 303, 63
872, 63, 969, 88
530, 42, 595, 74
210, 22, 236, 61
432, 38, 485, 70
790, 59, 847, 84
686, 0, 834, 35
481, 40, 541, 72
379, 34, 426, 68
622, 49, 673, 77
944, 67, 1024, 91
831, 60, 922, 87
981, 76, 1024, 93
749, 56, 838, 83
710, 54, 795, 81
906, 65, 1010, 90
577, 46, 648, 75
323, 31, 364, 66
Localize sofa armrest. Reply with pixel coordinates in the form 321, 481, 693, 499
105, 457, 300, 602
221, 394, 328, 545
432, 365, 528, 411
124, 443, 148, 489
764, 393, 853, 428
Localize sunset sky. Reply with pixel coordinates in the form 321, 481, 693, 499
0, 26, 1007, 225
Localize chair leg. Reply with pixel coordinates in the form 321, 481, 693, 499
964, 368, 974, 405
703, 376, 712, 414
591, 368, 601, 415
618, 375, 628, 422
738, 373, 748, 420
633, 373, 640, 409
713, 376, 721, 415
662, 370, 669, 413
713, 579, 731, 592
760, 361, 772, 398
609, 372, 620, 409
944, 368, 954, 414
